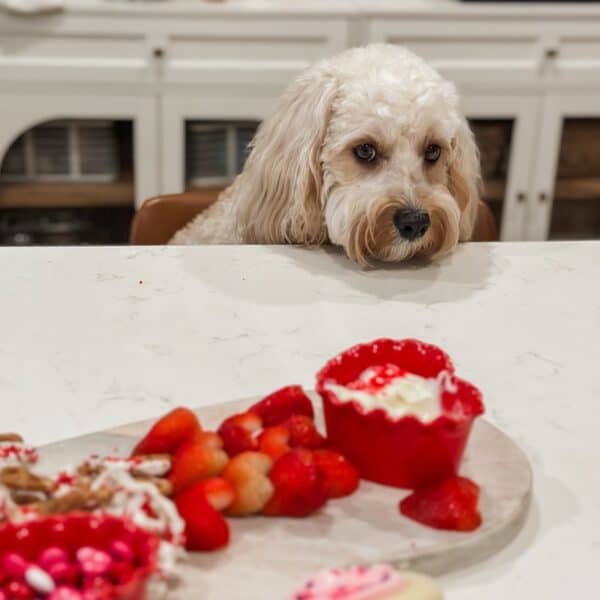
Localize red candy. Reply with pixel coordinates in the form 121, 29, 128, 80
76, 547, 112, 577
4, 580, 33, 600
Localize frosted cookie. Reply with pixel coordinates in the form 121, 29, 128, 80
292, 564, 443, 600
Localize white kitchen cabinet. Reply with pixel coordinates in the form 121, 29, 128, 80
1, 0, 600, 241
0, 92, 159, 207
529, 95, 600, 241
460, 95, 540, 241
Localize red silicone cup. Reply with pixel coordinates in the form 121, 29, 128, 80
316, 338, 484, 489
0, 513, 160, 600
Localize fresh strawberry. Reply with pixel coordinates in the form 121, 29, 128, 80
194, 477, 235, 512
222, 451, 274, 516
249, 385, 314, 427
175, 483, 230, 551
263, 449, 327, 518
399, 476, 482, 532
313, 450, 360, 499
131, 407, 201, 456
258, 426, 290, 461
218, 412, 262, 457
282, 415, 325, 449
169, 438, 229, 495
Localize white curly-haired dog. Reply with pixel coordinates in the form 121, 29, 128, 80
171, 44, 481, 266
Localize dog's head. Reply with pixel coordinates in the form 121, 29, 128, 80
237, 44, 481, 266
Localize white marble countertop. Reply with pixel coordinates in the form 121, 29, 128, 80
0, 241, 599, 598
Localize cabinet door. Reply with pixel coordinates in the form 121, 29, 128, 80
529, 96, 600, 240
367, 18, 541, 85
460, 95, 540, 241
161, 94, 271, 195
0, 93, 159, 208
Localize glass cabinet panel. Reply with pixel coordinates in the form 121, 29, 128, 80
469, 119, 514, 238
549, 118, 600, 240
185, 120, 259, 200
0, 120, 134, 245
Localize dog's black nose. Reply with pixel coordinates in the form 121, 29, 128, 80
393, 209, 431, 241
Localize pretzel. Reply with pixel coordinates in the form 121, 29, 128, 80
0, 466, 53, 494
41, 485, 113, 515
134, 475, 173, 497
0, 433, 24, 443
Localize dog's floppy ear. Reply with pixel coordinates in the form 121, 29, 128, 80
448, 118, 482, 241
236, 64, 337, 244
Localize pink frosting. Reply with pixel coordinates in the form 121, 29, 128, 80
292, 565, 407, 600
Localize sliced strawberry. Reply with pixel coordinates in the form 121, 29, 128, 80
222, 451, 274, 516
263, 449, 327, 518
282, 415, 325, 449
169, 439, 229, 495
399, 476, 482, 532
131, 407, 201, 456
258, 426, 290, 461
249, 385, 314, 427
193, 477, 235, 512
313, 450, 360, 499
218, 412, 262, 457
175, 483, 230, 551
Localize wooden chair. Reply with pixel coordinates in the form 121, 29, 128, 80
130, 192, 498, 245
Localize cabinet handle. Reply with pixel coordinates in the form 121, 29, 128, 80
545, 47, 559, 60
153, 47, 165, 59
516, 192, 527, 203
539, 192, 550, 203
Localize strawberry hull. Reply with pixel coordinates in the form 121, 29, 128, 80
317, 339, 484, 490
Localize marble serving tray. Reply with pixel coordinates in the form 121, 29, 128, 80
39, 394, 532, 600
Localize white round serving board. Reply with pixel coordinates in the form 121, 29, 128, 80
39, 393, 532, 600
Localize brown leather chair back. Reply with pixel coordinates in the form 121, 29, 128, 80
130, 193, 498, 245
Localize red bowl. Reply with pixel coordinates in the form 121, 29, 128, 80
316, 339, 484, 489
0, 513, 160, 600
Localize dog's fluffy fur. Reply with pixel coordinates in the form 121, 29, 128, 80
171, 44, 481, 266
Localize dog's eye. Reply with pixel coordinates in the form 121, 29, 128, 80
353, 143, 377, 163
424, 144, 441, 164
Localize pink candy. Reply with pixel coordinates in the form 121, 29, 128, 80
48, 587, 83, 600
108, 540, 134, 562
47, 561, 76, 585
0, 540, 135, 597
2, 553, 28, 579
38, 547, 69, 571
76, 547, 112, 576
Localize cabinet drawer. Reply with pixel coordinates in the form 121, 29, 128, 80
368, 19, 540, 84
164, 17, 349, 85
555, 34, 600, 82
0, 17, 149, 83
